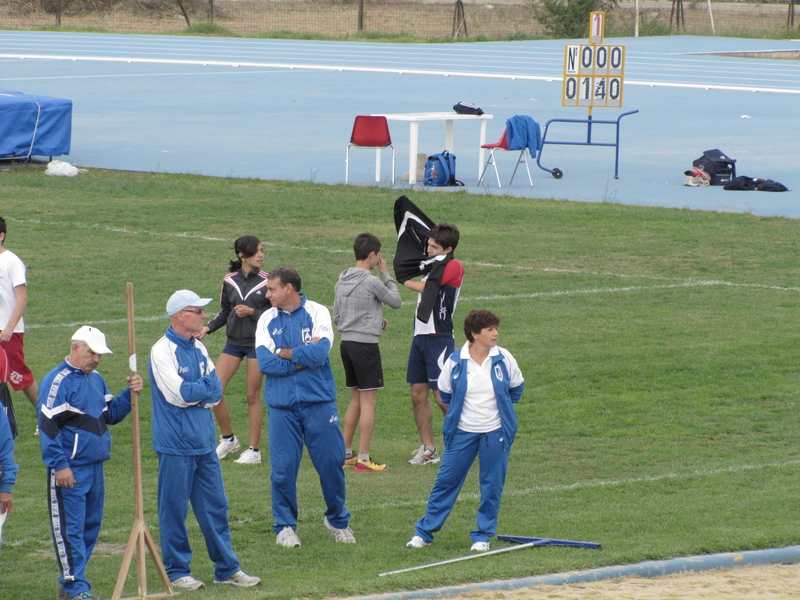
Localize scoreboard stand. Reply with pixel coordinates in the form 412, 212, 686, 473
536, 109, 639, 179
546, 11, 638, 179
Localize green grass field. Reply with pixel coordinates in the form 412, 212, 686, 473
1, 165, 799, 599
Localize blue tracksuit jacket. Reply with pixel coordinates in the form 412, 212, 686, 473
439, 343, 525, 449
38, 360, 132, 470
255, 293, 337, 406
506, 115, 542, 156
149, 326, 222, 455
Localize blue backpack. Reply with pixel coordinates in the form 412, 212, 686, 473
424, 151, 464, 186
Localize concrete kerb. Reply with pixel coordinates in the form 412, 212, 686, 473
356, 545, 800, 600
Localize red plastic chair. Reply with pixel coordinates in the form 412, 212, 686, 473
477, 128, 533, 189
345, 116, 395, 184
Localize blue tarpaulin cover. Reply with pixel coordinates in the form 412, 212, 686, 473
0, 90, 72, 158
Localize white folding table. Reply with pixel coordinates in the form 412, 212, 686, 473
372, 112, 493, 185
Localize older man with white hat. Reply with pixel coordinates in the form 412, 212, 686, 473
38, 325, 143, 600
149, 290, 260, 591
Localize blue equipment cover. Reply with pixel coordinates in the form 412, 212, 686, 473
0, 90, 72, 158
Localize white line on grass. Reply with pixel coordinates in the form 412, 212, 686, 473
5, 216, 350, 254
462, 280, 800, 302
25, 281, 800, 332
7, 219, 800, 292
28, 279, 799, 331
9, 218, 800, 294
341, 459, 800, 515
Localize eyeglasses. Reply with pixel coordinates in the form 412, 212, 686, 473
182, 308, 205, 315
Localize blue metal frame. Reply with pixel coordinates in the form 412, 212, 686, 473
536, 109, 639, 179
497, 534, 602, 550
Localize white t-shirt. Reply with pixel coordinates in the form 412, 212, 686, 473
0, 249, 27, 333
457, 352, 502, 433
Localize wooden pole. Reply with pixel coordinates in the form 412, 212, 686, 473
112, 283, 177, 600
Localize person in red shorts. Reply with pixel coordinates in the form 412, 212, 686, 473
0, 216, 38, 416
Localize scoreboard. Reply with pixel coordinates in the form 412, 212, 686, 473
562, 12, 625, 109
562, 44, 625, 108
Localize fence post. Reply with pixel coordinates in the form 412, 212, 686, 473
669, 0, 684, 31
706, 0, 716, 35
56, 0, 62, 27
452, 0, 467, 38
358, 0, 364, 32
176, 0, 191, 25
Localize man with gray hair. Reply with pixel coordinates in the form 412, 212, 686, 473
39, 326, 142, 600
149, 290, 260, 591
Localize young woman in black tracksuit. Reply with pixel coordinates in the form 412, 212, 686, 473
196, 236, 270, 464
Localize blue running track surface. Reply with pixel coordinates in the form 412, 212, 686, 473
1, 31, 798, 216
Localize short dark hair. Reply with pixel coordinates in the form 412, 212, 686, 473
353, 233, 381, 261
0, 216, 6, 242
464, 309, 501, 343
428, 223, 460, 252
268, 266, 302, 292
229, 235, 261, 272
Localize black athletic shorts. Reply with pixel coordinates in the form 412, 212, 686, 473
340, 340, 384, 391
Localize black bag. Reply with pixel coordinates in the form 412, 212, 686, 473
453, 101, 484, 116
0, 384, 18, 440
692, 149, 736, 186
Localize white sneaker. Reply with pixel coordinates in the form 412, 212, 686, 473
171, 575, 205, 590
234, 448, 261, 464
408, 445, 426, 464
408, 445, 440, 465
323, 517, 356, 543
276, 526, 301, 547
470, 541, 490, 552
216, 435, 240, 460
214, 570, 261, 587
406, 535, 429, 548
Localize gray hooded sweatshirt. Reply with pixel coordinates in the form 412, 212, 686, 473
333, 267, 402, 343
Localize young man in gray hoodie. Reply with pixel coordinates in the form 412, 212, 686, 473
333, 233, 402, 472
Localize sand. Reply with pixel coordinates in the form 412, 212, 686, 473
444, 563, 800, 600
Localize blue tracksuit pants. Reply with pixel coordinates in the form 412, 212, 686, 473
415, 428, 510, 543
47, 463, 104, 597
156, 452, 240, 582
268, 401, 350, 533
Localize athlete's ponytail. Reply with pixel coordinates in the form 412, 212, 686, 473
229, 235, 261, 272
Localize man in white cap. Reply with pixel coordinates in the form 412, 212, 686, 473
38, 326, 143, 600
149, 290, 260, 591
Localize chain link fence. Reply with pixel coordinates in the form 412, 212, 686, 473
1, 0, 797, 38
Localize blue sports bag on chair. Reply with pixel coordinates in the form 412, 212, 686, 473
424, 151, 464, 186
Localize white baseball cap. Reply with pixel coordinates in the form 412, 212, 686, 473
167, 289, 213, 317
72, 326, 114, 356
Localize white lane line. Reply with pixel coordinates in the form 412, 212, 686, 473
1, 53, 798, 94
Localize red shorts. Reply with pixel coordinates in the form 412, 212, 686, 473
0, 333, 35, 390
